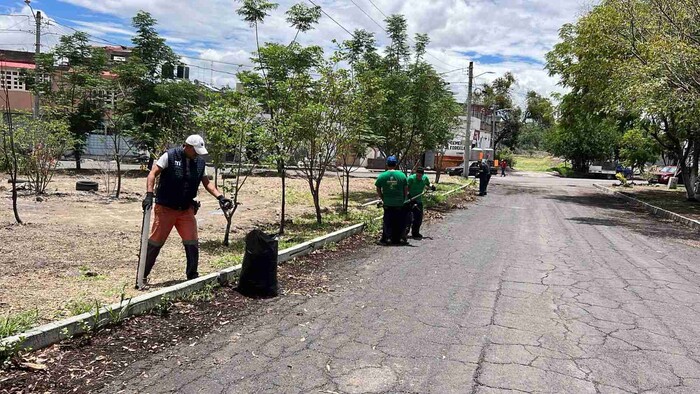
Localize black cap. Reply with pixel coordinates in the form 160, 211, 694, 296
415, 167, 425, 173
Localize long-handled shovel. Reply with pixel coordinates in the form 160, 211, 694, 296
135, 205, 152, 290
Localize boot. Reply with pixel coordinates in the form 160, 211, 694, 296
143, 242, 162, 280
184, 243, 199, 280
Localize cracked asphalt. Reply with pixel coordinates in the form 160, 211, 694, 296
102, 174, 700, 394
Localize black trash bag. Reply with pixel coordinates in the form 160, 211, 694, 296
237, 230, 279, 297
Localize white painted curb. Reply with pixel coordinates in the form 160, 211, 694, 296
593, 184, 700, 231
1, 184, 472, 354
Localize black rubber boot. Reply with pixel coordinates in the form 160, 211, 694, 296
184, 243, 199, 280
143, 242, 162, 280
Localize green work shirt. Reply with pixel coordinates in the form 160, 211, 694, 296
375, 170, 407, 207
407, 174, 431, 202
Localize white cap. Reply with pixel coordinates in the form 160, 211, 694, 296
185, 134, 208, 155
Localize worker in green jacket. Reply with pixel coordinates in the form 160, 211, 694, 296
406, 167, 436, 239
375, 156, 408, 245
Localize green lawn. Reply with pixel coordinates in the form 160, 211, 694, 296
512, 155, 573, 176
512, 155, 561, 172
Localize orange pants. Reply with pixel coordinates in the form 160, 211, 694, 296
149, 204, 198, 246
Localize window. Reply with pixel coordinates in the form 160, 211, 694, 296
0, 69, 27, 91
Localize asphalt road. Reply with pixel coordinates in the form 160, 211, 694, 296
102, 173, 700, 393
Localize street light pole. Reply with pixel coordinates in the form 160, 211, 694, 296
25, 0, 41, 118
462, 62, 473, 178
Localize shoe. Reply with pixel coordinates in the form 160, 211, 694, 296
378, 239, 389, 246
399, 238, 409, 245
412, 233, 423, 239
478, 193, 485, 196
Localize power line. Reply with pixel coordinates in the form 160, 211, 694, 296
307, 0, 356, 38
366, 0, 388, 18
347, 0, 385, 31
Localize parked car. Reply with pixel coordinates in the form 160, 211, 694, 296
650, 166, 684, 185
446, 161, 496, 177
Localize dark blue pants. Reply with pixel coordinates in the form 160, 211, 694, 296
381, 206, 407, 243
408, 202, 424, 236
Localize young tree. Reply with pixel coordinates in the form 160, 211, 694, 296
15, 117, 72, 195
236, 0, 322, 234
0, 79, 22, 224
619, 128, 660, 174
36, 32, 107, 170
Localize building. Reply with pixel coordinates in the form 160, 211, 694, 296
0, 49, 36, 112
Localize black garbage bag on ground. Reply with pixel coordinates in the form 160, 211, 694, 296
237, 230, 279, 297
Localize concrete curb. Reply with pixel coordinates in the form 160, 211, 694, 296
1, 184, 472, 354
593, 184, 700, 231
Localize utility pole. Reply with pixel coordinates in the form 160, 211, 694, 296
33, 10, 41, 119
462, 61, 474, 178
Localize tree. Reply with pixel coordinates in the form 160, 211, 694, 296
196, 90, 263, 245
619, 127, 660, 174
0, 79, 22, 224
473, 72, 522, 150
118, 11, 187, 166
236, 0, 322, 234
545, 93, 620, 172
546, 0, 700, 200
33, 32, 107, 170
14, 117, 72, 195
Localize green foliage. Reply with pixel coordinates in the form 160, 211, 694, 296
495, 147, 516, 169
188, 283, 218, 302
0, 309, 39, 338
545, 0, 700, 200
543, 93, 620, 172
6, 117, 72, 195
619, 128, 660, 173
65, 299, 96, 316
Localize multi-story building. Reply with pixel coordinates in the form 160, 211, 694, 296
0, 49, 36, 112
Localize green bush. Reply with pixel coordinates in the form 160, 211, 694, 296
496, 147, 517, 168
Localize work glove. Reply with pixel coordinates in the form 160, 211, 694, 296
142, 192, 154, 211
218, 195, 233, 211
430, 185, 437, 192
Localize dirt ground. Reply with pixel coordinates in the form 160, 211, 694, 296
0, 171, 382, 325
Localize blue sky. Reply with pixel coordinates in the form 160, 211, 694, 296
1, 0, 587, 102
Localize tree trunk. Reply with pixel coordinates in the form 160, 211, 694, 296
75, 150, 81, 170
115, 156, 122, 198
215, 166, 219, 189
279, 162, 286, 235
345, 171, 350, 214
223, 216, 233, 246
11, 179, 21, 224
435, 153, 444, 184
313, 190, 322, 225
682, 143, 699, 202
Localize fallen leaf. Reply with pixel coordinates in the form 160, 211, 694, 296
21, 362, 47, 371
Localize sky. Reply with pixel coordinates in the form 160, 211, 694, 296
0, 0, 592, 105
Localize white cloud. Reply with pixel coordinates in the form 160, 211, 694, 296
4, 0, 585, 101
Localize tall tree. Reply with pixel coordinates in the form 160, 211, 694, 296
236, 0, 321, 234
35, 32, 107, 170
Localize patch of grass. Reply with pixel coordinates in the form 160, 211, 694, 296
64, 299, 95, 316
212, 253, 244, 269
188, 283, 218, 302
0, 309, 40, 338
78, 265, 106, 281
513, 155, 562, 172
550, 164, 574, 178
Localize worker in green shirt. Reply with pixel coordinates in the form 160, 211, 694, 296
406, 167, 436, 239
375, 156, 408, 245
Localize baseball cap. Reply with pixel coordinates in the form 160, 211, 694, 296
386, 155, 398, 166
185, 134, 208, 155
415, 167, 425, 173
